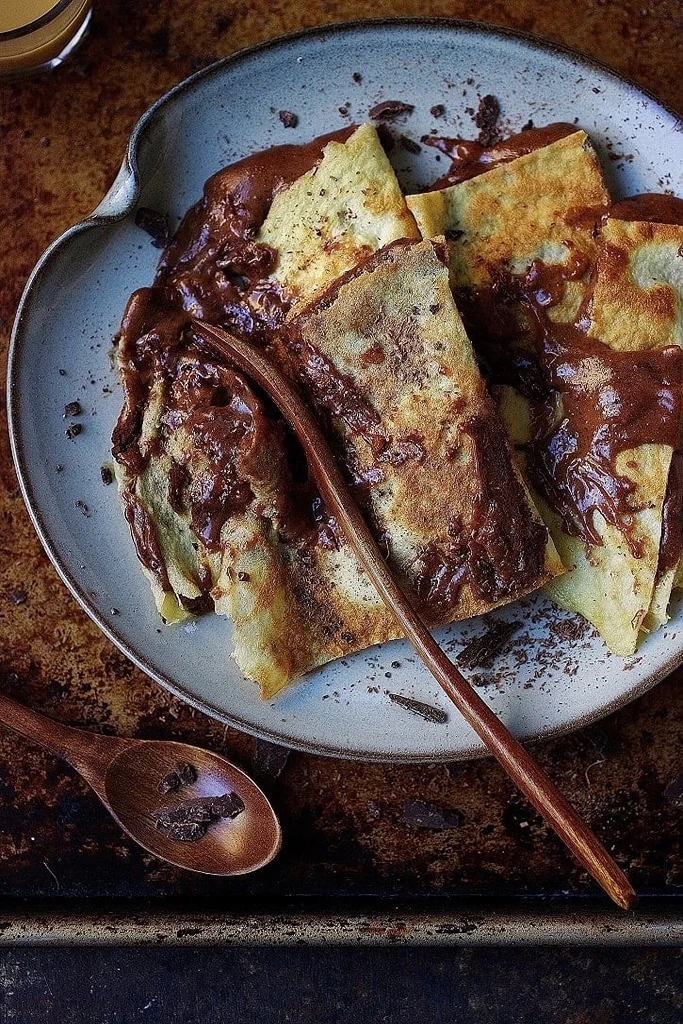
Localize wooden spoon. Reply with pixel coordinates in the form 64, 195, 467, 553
0, 689, 281, 875
193, 320, 637, 911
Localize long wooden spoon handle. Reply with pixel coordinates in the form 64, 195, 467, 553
193, 321, 637, 911
0, 689, 129, 783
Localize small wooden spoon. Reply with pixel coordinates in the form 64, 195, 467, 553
194, 320, 637, 911
0, 690, 281, 875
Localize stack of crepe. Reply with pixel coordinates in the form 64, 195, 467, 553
114, 123, 562, 696
407, 128, 683, 655
114, 119, 683, 697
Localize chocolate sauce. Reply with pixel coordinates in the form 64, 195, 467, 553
457, 260, 683, 559
609, 193, 683, 226
285, 338, 387, 457
122, 492, 171, 592
657, 450, 683, 577
424, 123, 576, 188
527, 327, 683, 556
413, 413, 547, 615
113, 129, 355, 583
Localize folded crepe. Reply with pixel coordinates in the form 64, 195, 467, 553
588, 195, 683, 628
256, 121, 420, 303
114, 126, 560, 697
407, 128, 681, 655
218, 239, 562, 692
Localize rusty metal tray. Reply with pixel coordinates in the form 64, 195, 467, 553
0, 651, 680, 944
1, 2, 682, 946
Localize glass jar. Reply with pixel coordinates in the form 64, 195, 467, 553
0, 0, 92, 79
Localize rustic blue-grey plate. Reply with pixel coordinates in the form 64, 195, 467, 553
8, 19, 683, 761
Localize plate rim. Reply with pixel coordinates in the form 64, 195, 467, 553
7, 16, 683, 763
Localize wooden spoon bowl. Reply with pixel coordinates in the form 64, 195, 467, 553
104, 740, 282, 875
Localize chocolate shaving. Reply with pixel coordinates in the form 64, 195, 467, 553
663, 772, 683, 808
251, 738, 291, 781
100, 465, 114, 486
278, 110, 298, 129
157, 821, 207, 842
402, 799, 461, 830
375, 123, 395, 153
65, 423, 82, 438
368, 99, 414, 121
8, 589, 27, 606
63, 401, 81, 418
458, 620, 521, 670
388, 693, 448, 724
430, 104, 445, 118
474, 94, 501, 147
134, 207, 171, 248
75, 500, 90, 517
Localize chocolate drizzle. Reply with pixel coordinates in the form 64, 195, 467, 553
424, 123, 577, 189
455, 260, 683, 560
527, 327, 682, 556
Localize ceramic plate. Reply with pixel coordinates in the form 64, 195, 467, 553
8, 19, 683, 761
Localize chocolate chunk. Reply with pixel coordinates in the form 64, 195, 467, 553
252, 738, 291, 781
134, 207, 171, 248
75, 500, 90, 517
399, 134, 421, 154
352, 72, 362, 83
100, 465, 114, 486
157, 762, 197, 794
368, 99, 414, 121
64, 401, 81, 418
278, 110, 298, 129
154, 792, 245, 835
8, 589, 27, 606
65, 423, 82, 438
388, 693, 448, 724
458, 621, 521, 670
402, 799, 461, 829
474, 94, 501, 146
430, 104, 445, 118
209, 792, 245, 818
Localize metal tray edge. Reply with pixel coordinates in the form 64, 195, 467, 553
0, 899, 680, 946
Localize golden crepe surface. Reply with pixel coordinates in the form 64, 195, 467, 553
257, 121, 420, 304
113, 126, 559, 697
407, 127, 682, 655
